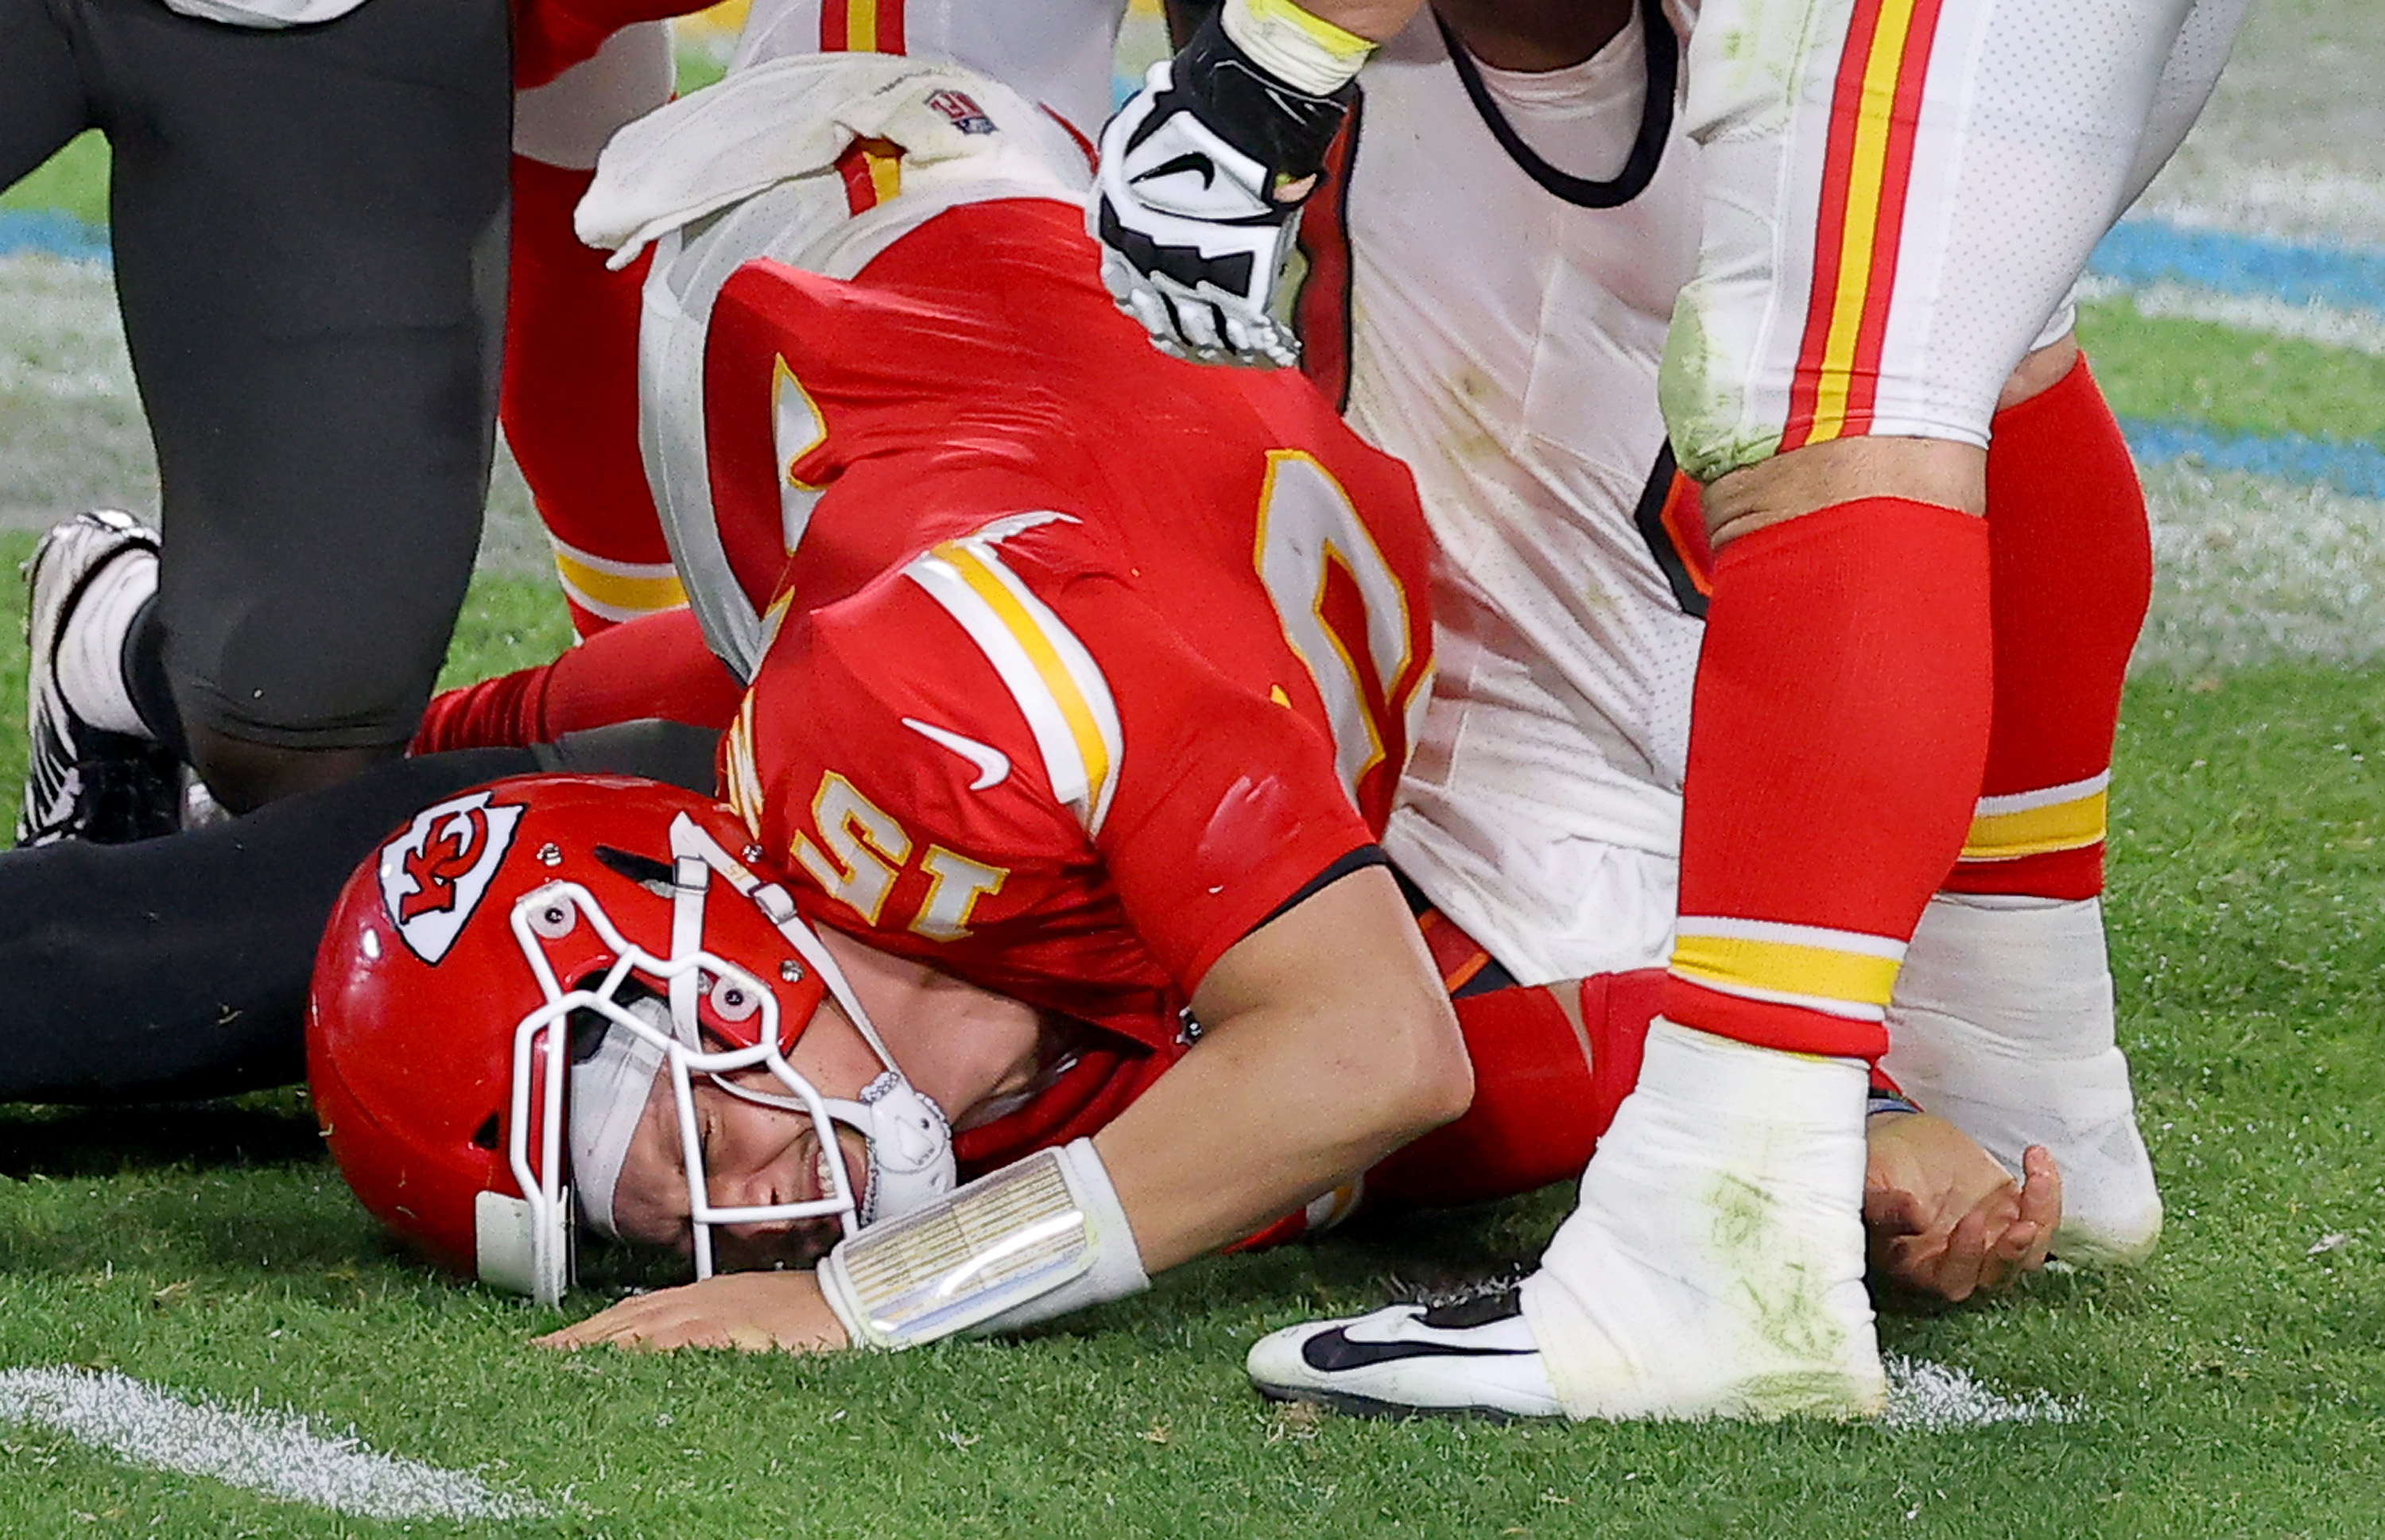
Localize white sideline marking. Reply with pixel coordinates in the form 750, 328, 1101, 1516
2136, 462, 2385, 671
2078, 275, 2385, 358
0, 1366, 548, 1522
2142, 165, 2385, 251
1883, 1355, 2081, 1433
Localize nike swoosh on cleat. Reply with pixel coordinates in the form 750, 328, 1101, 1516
1300, 1326, 1534, 1373
901, 718, 1010, 790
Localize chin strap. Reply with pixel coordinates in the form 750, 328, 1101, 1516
666, 813, 959, 1223
704, 1068, 956, 1224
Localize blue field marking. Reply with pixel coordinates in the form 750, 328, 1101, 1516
2121, 417, 2385, 502
2091, 220, 2385, 317
0, 209, 107, 266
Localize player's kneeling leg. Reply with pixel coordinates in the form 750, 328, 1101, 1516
1249, 972, 1878, 1421
1247, 1018, 1878, 1420
1885, 353, 2162, 1268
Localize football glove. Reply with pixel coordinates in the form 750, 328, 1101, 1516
1091, 4, 1358, 368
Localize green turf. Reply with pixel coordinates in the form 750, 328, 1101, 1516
0, 133, 108, 230
0, 538, 2375, 1534
2077, 300, 2385, 444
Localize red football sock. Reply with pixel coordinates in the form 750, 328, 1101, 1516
1663, 498, 1993, 1060
504, 155, 678, 639
1943, 357, 2150, 901
413, 607, 743, 754
1363, 970, 1665, 1212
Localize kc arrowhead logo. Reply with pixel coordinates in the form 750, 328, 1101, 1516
377, 789, 525, 964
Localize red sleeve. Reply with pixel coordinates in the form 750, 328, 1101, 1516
514, 0, 712, 89
1086, 595, 1379, 989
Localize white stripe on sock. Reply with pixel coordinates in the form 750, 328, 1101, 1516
55, 549, 153, 738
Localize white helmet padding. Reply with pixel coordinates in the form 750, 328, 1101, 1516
566, 995, 670, 1238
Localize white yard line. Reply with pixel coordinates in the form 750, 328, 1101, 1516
1883, 1355, 2081, 1433
2142, 163, 2385, 252
2137, 461, 2385, 671
0, 1366, 549, 1523
2079, 275, 2385, 358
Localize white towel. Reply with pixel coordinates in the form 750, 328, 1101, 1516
578, 54, 1081, 270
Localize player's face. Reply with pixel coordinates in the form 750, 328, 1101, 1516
604, 1000, 884, 1270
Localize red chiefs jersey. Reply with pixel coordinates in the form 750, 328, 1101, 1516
700, 200, 1436, 1169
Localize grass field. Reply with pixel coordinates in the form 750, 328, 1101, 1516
0, 582, 2375, 1537
0, 9, 2382, 1536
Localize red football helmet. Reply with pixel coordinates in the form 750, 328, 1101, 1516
307, 774, 954, 1303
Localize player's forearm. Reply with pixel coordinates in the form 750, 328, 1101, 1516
1098, 867, 1473, 1272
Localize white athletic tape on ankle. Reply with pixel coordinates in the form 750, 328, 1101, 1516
56, 545, 156, 739
1890, 894, 2115, 1053
818, 1138, 1146, 1349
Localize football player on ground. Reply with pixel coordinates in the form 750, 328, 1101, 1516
483, 4, 2079, 1276
14, 48, 1482, 1353
390, 19, 2051, 1338
1092, 0, 2241, 1418
0, 45, 2044, 1356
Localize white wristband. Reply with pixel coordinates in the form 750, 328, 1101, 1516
968, 1139, 1149, 1336
1221, 0, 1376, 97
818, 1139, 1148, 1350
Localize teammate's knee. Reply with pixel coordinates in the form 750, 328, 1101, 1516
1699, 436, 1989, 550
1996, 332, 2082, 413
186, 729, 404, 816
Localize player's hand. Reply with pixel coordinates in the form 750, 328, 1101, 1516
1092, 61, 1308, 369
534, 1270, 852, 1354
1862, 1111, 2061, 1302
1090, 4, 1358, 370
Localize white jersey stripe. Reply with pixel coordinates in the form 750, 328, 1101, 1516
904, 530, 1123, 836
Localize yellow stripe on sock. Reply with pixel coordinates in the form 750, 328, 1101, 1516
551, 550, 687, 619
1670, 933, 1903, 1012
1961, 789, 2108, 861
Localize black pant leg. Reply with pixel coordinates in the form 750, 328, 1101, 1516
0, 0, 91, 188
96, 0, 512, 751
0, 747, 537, 1104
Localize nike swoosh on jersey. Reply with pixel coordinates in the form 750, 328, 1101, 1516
1300, 1325, 1534, 1373
901, 717, 1011, 790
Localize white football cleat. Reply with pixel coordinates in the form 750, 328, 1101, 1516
1247, 1289, 1562, 1419
1883, 894, 2162, 1267
17, 510, 180, 848
1515, 1018, 1885, 1421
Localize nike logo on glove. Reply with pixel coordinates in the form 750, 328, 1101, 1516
1131, 151, 1218, 192
902, 718, 1010, 790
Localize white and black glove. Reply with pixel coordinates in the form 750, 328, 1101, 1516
1091, 3, 1358, 368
